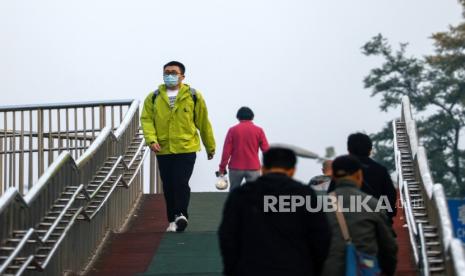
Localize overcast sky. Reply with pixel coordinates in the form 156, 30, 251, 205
0, 0, 462, 191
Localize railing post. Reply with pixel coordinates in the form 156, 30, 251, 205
28, 110, 33, 191
149, 151, 162, 194
150, 151, 155, 194
38, 108, 44, 176
19, 111, 24, 194
99, 105, 106, 129
0, 136, 3, 195
156, 160, 162, 194
48, 109, 53, 165
3, 113, 7, 192
11, 112, 16, 189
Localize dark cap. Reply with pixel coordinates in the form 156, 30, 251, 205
332, 155, 362, 178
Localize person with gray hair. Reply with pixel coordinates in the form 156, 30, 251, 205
309, 159, 332, 192
322, 159, 333, 176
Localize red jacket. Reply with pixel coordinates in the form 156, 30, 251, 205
219, 120, 269, 173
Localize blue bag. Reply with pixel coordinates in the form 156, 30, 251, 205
345, 242, 380, 276
330, 192, 381, 276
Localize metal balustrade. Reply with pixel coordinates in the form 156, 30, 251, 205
0, 100, 133, 195
0, 99, 160, 275
393, 96, 465, 276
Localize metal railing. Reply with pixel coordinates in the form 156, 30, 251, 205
0, 100, 134, 195
0, 99, 160, 275
393, 96, 465, 276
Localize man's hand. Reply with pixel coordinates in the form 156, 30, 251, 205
149, 143, 161, 153
207, 151, 215, 160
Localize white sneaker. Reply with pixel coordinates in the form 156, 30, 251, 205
166, 222, 176, 232
175, 214, 188, 232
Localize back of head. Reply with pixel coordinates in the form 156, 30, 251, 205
322, 159, 333, 176
332, 155, 362, 178
309, 175, 331, 186
236, 106, 254, 121
263, 147, 297, 170
347, 132, 372, 157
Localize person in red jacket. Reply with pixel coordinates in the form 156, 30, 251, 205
218, 107, 270, 191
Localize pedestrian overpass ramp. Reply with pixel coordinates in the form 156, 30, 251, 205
0, 97, 464, 275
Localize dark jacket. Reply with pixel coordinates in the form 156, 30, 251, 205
218, 173, 331, 276
328, 156, 397, 220
322, 180, 398, 276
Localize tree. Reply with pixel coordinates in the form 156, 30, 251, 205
362, 3, 465, 196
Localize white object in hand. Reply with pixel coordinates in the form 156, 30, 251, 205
215, 175, 229, 190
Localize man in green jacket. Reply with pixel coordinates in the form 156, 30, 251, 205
141, 61, 216, 232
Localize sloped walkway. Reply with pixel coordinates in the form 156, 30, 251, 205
141, 193, 227, 276
392, 195, 418, 276
88, 192, 416, 276
86, 193, 227, 276
86, 194, 169, 276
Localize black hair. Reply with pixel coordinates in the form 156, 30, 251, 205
332, 155, 362, 178
164, 61, 186, 75
347, 132, 373, 157
236, 106, 254, 120
263, 147, 297, 170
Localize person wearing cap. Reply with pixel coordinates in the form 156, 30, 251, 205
322, 155, 397, 276
217, 106, 269, 191
219, 147, 331, 276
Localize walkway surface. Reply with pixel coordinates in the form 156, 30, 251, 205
87, 192, 416, 276
393, 200, 418, 276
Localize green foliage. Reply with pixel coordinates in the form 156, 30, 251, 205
362, 5, 465, 196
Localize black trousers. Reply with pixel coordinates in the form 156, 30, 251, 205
156, 152, 196, 222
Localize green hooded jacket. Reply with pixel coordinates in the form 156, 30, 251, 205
140, 83, 216, 155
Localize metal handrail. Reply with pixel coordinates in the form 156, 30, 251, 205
124, 149, 149, 188
0, 188, 27, 215
0, 128, 102, 139
88, 174, 124, 220
0, 228, 35, 274
402, 180, 420, 264
392, 119, 424, 264
418, 223, 430, 276
392, 120, 404, 191
432, 184, 454, 253
401, 96, 419, 159
15, 255, 37, 276
450, 239, 465, 273
23, 152, 74, 204
40, 206, 84, 268
114, 101, 139, 139
0, 98, 155, 275
76, 127, 111, 169
88, 156, 123, 199
397, 96, 465, 275
0, 100, 133, 195
40, 185, 85, 243
0, 99, 133, 112
403, 180, 418, 235
127, 139, 146, 169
